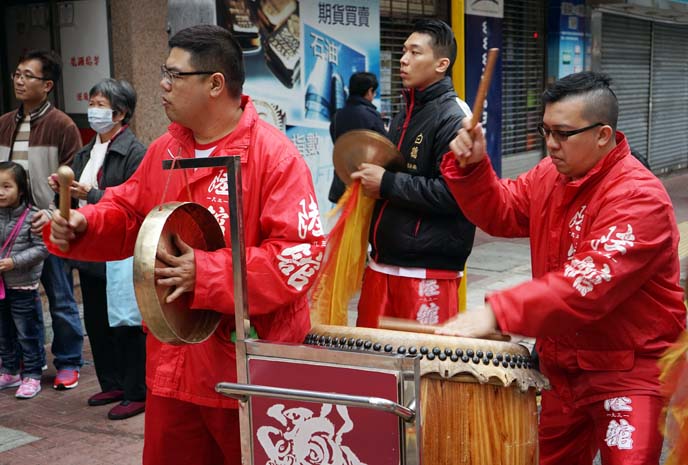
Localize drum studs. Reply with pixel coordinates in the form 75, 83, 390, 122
332, 337, 339, 345
505, 354, 512, 362
455, 349, 463, 357
502, 361, 509, 368
325, 336, 332, 344
461, 355, 470, 363
444, 348, 453, 357
450, 354, 459, 362
408, 347, 418, 355
493, 359, 500, 366
426, 353, 436, 360
420, 346, 429, 355
472, 356, 480, 364
510, 362, 516, 368
476, 350, 484, 358
373, 343, 382, 351
384, 344, 393, 352
486, 352, 494, 359
355, 339, 364, 347
364, 340, 372, 349
438, 352, 447, 361
347, 339, 355, 347
397, 346, 407, 354
496, 354, 503, 361
466, 349, 474, 357
319, 335, 326, 344
432, 347, 441, 355
482, 358, 490, 365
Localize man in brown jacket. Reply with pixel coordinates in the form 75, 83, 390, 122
0, 50, 84, 390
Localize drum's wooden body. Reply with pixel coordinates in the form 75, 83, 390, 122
306, 325, 549, 465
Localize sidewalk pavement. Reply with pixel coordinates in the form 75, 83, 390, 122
1, 169, 687, 465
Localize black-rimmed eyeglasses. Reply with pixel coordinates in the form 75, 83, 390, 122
160, 65, 217, 84
11, 71, 50, 82
537, 122, 605, 141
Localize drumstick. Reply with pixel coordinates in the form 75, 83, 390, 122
57, 165, 74, 252
379, 316, 511, 342
460, 48, 500, 168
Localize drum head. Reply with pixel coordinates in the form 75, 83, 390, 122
333, 130, 404, 185
134, 202, 225, 345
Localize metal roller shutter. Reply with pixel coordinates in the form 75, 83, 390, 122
648, 23, 688, 171
599, 14, 652, 160
501, 0, 546, 158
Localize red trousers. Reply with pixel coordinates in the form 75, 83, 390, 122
357, 267, 461, 328
539, 391, 665, 465
143, 393, 241, 465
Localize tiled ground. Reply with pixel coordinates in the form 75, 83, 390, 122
0, 338, 144, 465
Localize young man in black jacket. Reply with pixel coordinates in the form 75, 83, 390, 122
328, 72, 386, 203
351, 19, 475, 328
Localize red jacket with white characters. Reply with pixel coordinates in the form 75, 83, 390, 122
46, 96, 325, 408
441, 132, 685, 407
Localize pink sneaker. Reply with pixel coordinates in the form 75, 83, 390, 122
0, 373, 21, 389
15, 378, 41, 399
53, 369, 79, 390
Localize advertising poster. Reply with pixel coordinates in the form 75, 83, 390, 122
465, 14, 503, 177
58, 0, 111, 114
222, 0, 381, 216
547, 0, 586, 80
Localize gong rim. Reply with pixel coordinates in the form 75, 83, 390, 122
333, 129, 404, 185
133, 202, 225, 345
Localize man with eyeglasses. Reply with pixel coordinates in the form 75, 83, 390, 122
45, 25, 325, 465
438, 71, 685, 464
0, 50, 84, 391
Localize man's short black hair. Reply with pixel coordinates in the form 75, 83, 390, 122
542, 71, 619, 131
168, 24, 245, 98
18, 50, 62, 85
412, 19, 457, 74
349, 72, 378, 98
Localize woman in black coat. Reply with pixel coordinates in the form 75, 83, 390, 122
51, 78, 147, 420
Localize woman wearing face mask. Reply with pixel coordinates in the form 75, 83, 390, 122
49, 78, 147, 420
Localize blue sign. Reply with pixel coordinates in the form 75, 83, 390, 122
465, 15, 503, 177
547, 0, 586, 79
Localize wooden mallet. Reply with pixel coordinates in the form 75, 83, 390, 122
57, 165, 74, 252
460, 48, 500, 168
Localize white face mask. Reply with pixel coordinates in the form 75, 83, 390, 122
87, 107, 116, 134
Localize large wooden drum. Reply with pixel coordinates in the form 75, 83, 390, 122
305, 325, 549, 465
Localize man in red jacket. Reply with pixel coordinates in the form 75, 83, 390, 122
46, 25, 325, 465
439, 71, 685, 465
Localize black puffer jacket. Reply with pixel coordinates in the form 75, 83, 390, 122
328, 95, 386, 203
370, 77, 475, 270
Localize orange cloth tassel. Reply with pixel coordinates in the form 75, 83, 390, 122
310, 182, 374, 326
660, 330, 688, 465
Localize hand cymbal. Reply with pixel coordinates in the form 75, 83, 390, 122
333, 130, 404, 185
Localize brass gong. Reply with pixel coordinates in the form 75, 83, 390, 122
133, 202, 225, 345
333, 129, 404, 185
